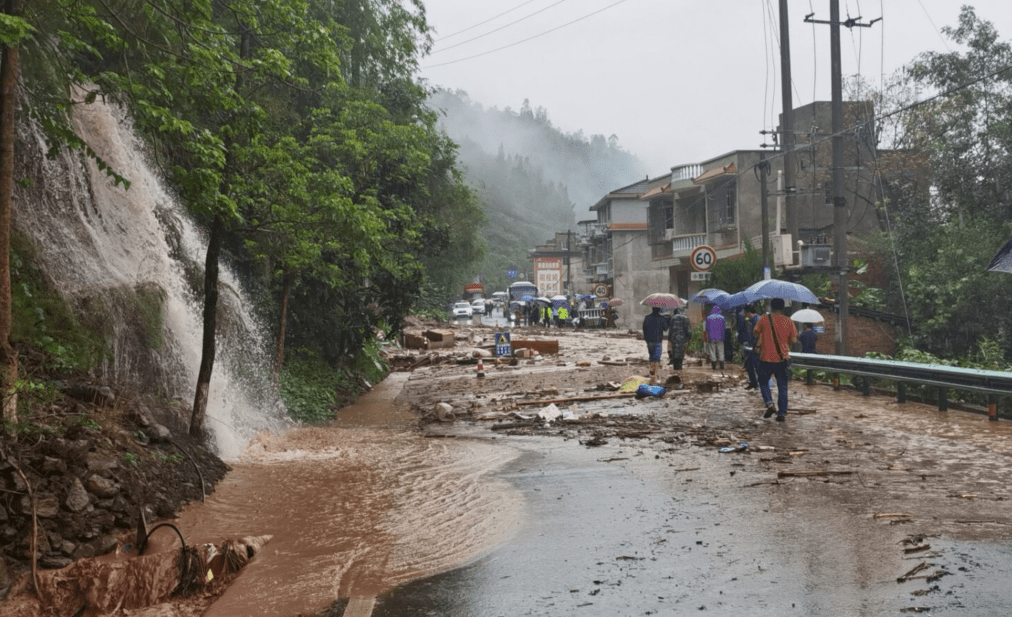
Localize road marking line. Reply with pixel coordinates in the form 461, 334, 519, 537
343, 596, 376, 617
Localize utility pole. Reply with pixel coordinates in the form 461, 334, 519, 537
805, 3, 880, 357
779, 0, 798, 255
566, 230, 572, 295
759, 152, 771, 277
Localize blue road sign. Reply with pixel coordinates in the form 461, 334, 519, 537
495, 332, 512, 357
507, 269, 517, 279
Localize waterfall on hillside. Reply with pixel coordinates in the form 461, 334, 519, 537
14, 96, 288, 458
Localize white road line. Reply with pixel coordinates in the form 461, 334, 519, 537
343, 596, 376, 617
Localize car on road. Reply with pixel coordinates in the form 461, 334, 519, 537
452, 301, 473, 319
471, 299, 486, 315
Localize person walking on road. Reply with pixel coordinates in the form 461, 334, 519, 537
723, 310, 736, 364
702, 305, 726, 371
739, 305, 760, 389
753, 298, 798, 422
667, 307, 692, 370
642, 306, 670, 384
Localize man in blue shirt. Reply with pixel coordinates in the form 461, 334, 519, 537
739, 305, 760, 389
799, 323, 818, 353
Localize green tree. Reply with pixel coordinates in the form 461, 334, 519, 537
0, 0, 27, 422
885, 7, 1012, 358
709, 238, 763, 299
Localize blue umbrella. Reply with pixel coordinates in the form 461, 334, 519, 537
521, 294, 535, 302
737, 279, 819, 305
722, 291, 752, 308
689, 288, 732, 307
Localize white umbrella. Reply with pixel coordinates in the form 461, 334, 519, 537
640, 293, 688, 308
790, 308, 825, 323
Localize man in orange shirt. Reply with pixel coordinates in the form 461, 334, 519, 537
753, 298, 798, 422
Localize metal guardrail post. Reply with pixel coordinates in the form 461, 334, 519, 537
939, 388, 947, 412
861, 376, 870, 397
897, 382, 906, 404
989, 394, 998, 421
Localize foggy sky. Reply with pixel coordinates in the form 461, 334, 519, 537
418, 0, 1012, 175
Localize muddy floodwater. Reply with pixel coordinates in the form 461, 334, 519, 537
173, 325, 1012, 616
174, 373, 524, 617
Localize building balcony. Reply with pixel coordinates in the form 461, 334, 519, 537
671, 233, 707, 255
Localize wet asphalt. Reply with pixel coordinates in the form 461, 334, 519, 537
371, 428, 1012, 616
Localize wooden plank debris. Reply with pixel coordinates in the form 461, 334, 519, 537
512, 392, 640, 407
896, 561, 930, 583
777, 470, 855, 478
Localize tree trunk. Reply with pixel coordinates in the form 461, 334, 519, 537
272, 269, 294, 389
0, 0, 21, 423
189, 215, 224, 439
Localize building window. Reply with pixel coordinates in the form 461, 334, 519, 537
722, 180, 736, 226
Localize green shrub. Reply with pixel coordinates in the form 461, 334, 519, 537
279, 352, 340, 424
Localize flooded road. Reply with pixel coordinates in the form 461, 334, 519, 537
176, 324, 1012, 616
175, 373, 524, 617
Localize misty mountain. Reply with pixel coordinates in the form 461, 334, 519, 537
429, 89, 648, 220
427, 88, 648, 291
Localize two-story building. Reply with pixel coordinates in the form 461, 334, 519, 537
643, 101, 882, 322
579, 177, 668, 327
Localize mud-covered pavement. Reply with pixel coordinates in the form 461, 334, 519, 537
52, 320, 1009, 616
373, 321, 1012, 616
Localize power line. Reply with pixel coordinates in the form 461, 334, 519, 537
423, 0, 632, 69
435, 0, 540, 42
429, 0, 571, 55
915, 0, 951, 52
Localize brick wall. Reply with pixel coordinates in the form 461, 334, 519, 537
802, 308, 897, 357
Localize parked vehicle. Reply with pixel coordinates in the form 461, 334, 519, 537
452, 301, 473, 319
471, 299, 485, 314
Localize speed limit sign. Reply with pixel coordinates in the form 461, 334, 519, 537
690, 245, 716, 271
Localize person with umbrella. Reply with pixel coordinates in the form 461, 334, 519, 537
642, 306, 670, 384
753, 298, 798, 422
667, 307, 692, 371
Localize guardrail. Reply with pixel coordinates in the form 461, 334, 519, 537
788, 352, 1012, 421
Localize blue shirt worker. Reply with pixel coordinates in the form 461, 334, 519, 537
739, 305, 760, 389
642, 307, 670, 384
799, 323, 818, 353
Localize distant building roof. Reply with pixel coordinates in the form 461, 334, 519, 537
590, 177, 652, 211
693, 162, 737, 184
639, 182, 672, 200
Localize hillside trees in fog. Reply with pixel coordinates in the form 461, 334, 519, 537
10, 0, 482, 429
426, 88, 647, 293
428, 88, 648, 220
